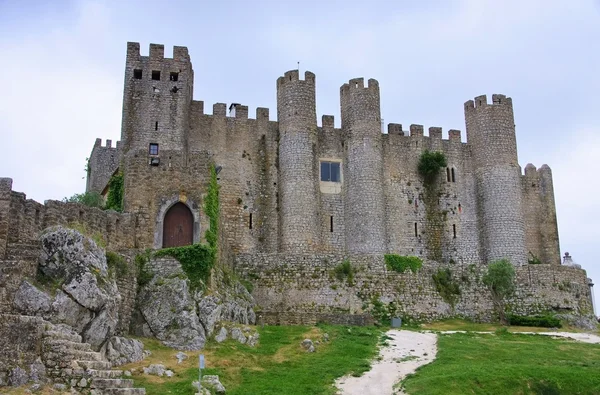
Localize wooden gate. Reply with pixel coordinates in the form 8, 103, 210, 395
162, 202, 193, 248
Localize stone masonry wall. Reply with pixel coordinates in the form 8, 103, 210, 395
235, 253, 593, 323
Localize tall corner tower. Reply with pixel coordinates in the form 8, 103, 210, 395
465, 94, 527, 265
120, 42, 194, 156
340, 78, 386, 253
276, 70, 320, 253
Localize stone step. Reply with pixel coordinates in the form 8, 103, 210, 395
46, 349, 104, 362
44, 330, 83, 343
46, 339, 93, 351
76, 360, 112, 370
91, 378, 134, 389
86, 369, 123, 379
90, 388, 146, 395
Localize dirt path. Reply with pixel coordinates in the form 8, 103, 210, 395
335, 330, 437, 395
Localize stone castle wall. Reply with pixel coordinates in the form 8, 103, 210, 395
86, 138, 120, 195
234, 253, 593, 323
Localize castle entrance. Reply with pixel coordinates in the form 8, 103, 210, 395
162, 202, 193, 248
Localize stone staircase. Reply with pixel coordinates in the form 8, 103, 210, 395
43, 323, 146, 394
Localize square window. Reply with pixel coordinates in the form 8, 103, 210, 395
320, 161, 341, 182
170, 72, 179, 81
149, 143, 159, 155
152, 70, 161, 80
133, 69, 143, 79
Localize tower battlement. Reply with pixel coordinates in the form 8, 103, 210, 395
126, 42, 190, 62
464, 93, 513, 112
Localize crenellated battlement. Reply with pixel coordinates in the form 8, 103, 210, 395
93, 138, 120, 149
384, 123, 462, 142
464, 93, 513, 112
340, 77, 379, 96
321, 115, 335, 128
277, 70, 316, 87
126, 42, 190, 63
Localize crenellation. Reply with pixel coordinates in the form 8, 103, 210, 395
410, 124, 424, 136
448, 129, 461, 141
429, 127, 442, 139
213, 103, 227, 116
173, 45, 189, 62
234, 105, 249, 119
256, 107, 269, 120
149, 43, 165, 60
321, 115, 335, 128
387, 123, 403, 135
126, 41, 140, 61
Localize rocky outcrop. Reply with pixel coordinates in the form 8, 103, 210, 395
103, 336, 144, 367
131, 257, 257, 350
130, 258, 206, 350
12, 227, 121, 351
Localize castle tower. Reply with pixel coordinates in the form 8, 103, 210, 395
465, 94, 527, 265
120, 42, 194, 210
276, 70, 320, 252
340, 78, 386, 253
538, 165, 561, 265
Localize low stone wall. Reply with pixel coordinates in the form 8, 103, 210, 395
235, 253, 593, 323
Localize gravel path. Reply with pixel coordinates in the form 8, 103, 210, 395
335, 330, 437, 395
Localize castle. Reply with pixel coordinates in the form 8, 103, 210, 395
88, 42, 558, 267
1, 42, 595, 326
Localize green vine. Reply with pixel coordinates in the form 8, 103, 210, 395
384, 254, 423, 273
205, 165, 220, 251
154, 244, 214, 290
106, 251, 128, 277
105, 172, 124, 212
332, 259, 355, 286
432, 268, 461, 307
417, 151, 447, 261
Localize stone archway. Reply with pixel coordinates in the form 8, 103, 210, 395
162, 202, 194, 248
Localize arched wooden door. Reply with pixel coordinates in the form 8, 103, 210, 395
162, 203, 193, 248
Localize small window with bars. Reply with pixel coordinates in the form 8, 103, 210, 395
149, 143, 159, 155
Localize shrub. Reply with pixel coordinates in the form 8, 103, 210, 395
417, 150, 447, 183
135, 252, 153, 287
384, 254, 423, 273
483, 259, 516, 324
154, 243, 215, 290
63, 191, 104, 208
333, 259, 355, 286
507, 314, 561, 328
432, 268, 461, 306
106, 251, 128, 277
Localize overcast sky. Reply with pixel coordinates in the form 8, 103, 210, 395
0, 0, 599, 312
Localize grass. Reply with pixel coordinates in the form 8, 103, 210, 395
400, 331, 600, 395
126, 324, 382, 395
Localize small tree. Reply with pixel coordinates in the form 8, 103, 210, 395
417, 150, 447, 184
62, 191, 104, 209
483, 259, 515, 325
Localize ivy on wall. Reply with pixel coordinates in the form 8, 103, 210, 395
417, 150, 448, 262
105, 172, 124, 212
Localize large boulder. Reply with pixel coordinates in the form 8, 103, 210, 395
104, 336, 144, 366
131, 258, 206, 350
13, 226, 121, 351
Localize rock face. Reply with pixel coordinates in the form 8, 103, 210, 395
12, 227, 121, 351
104, 336, 144, 366
131, 258, 206, 350
131, 257, 257, 350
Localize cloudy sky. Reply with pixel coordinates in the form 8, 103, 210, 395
1, 0, 599, 311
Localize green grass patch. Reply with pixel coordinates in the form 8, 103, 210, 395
128, 325, 382, 395
384, 254, 422, 273
400, 331, 600, 394
508, 314, 562, 328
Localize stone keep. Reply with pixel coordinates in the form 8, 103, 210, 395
82, 42, 562, 268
